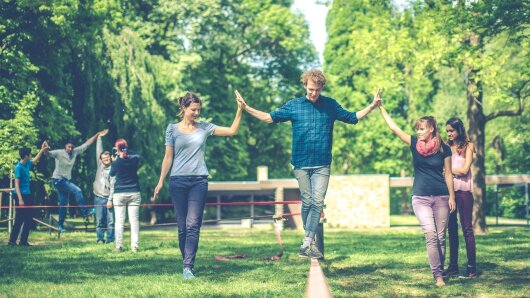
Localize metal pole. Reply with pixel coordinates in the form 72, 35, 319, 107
315, 220, 324, 259
8, 166, 14, 234
524, 183, 530, 226
216, 195, 221, 222
315, 210, 326, 260
0, 192, 3, 227
250, 193, 254, 220
495, 184, 499, 225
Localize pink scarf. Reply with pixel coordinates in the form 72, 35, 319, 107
416, 136, 440, 157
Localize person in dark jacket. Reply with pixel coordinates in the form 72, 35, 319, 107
108, 138, 141, 252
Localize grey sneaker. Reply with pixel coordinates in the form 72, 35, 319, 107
299, 245, 310, 258
308, 243, 323, 259
183, 267, 195, 279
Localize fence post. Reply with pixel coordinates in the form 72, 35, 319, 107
275, 187, 284, 231
524, 182, 530, 226
495, 184, 499, 225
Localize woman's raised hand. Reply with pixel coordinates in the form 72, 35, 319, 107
98, 129, 109, 137
373, 88, 383, 109
235, 90, 247, 110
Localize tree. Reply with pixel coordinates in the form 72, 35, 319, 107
440, 0, 529, 232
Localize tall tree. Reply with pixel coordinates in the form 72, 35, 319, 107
440, 0, 529, 232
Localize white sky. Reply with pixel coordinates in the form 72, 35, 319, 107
291, 0, 409, 65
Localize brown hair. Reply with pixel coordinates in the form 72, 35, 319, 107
178, 92, 202, 117
446, 117, 470, 156
300, 69, 327, 87
415, 116, 443, 153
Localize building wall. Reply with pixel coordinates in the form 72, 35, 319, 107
324, 174, 390, 228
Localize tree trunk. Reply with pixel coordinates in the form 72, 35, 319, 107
466, 66, 488, 234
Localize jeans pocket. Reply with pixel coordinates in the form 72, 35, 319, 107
53, 178, 66, 187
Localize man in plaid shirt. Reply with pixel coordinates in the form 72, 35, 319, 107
236, 69, 381, 258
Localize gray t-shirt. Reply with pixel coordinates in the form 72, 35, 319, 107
165, 122, 217, 176
48, 142, 90, 180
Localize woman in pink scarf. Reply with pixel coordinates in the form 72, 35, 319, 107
379, 104, 456, 287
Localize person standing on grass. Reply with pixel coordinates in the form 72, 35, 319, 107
93, 129, 114, 244
235, 69, 381, 259
46, 130, 106, 232
8, 141, 48, 246
379, 105, 456, 287
108, 138, 141, 253
443, 117, 477, 278
153, 92, 243, 279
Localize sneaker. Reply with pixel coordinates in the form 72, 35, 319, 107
97, 239, 105, 244
462, 266, 477, 278
183, 267, 195, 279
113, 246, 124, 253
7, 242, 16, 247
18, 242, 32, 247
57, 226, 67, 233
435, 277, 445, 287
298, 245, 310, 258
442, 266, 459, 277
307, 243, 324, 259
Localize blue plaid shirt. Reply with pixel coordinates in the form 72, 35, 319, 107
270, 95, 358, 168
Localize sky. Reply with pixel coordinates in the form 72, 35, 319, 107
291, 0, 329, 65
291, 0, 409, 65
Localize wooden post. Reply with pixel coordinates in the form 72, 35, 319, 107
275, 187, 284, 231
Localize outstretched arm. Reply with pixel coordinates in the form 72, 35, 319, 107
153, 146, 174, 200
85, 129, 107, 146
236, 90, 273, 124
379, 105, 411, 146
32, 141, 49, 164
356, 89, 383, 121
213, 92, 244, 137
96, 129, 108, 165
75, 129, 107, 154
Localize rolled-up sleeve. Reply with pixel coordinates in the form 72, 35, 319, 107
165, 124, 174, 147
270, 101, 293, 123
334, 100, 358, 124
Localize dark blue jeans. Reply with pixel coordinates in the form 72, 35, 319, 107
95, 196, 114, 242
52, 178, 89, 226
169, 176, 208, 269
9, 194, 35, 244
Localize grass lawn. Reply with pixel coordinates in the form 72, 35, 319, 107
390, 215, 529, 226
0, 225, 528, 297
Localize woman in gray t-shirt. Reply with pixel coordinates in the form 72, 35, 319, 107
154, 92, 243, 279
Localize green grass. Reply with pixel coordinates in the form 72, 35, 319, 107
0, 226, 528, 297
321, 227, 530, 297
391, 215, 529, 226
